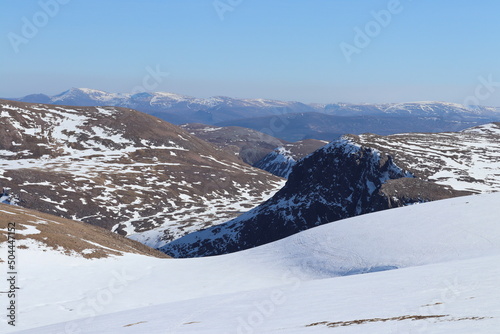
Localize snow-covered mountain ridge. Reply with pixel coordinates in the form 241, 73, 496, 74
10, 88, 500, 127
0, 100, 284, 243
12, 88, 317, 125
162, 123, 500, 257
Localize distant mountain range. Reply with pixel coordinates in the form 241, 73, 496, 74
8, 88, 500, 141
10, 88, 316, 125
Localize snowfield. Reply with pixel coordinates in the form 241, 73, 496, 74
2, 192, 500, 333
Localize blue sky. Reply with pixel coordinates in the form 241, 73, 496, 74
2, 0, 500, 105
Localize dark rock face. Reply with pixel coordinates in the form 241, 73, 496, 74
252, 147, 297, 178
162, 139, 459, 258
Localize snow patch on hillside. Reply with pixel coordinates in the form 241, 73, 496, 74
354, 123, 500, 193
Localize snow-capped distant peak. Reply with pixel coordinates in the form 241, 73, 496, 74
54, 87, 107, 96
50, 87, 124, 104
74, 87, 107, 94
152, 91, 191, 100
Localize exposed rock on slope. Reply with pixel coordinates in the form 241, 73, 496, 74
0, 100, 284, 244
162, 124, 500, 257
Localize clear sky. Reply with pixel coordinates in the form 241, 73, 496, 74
2, 0, 500, 105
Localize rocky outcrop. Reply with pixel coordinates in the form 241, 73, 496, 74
160, 122, 500, 258
161, 139, 450, 257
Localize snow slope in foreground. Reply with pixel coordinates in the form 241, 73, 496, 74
3, 192, 500, 333
16, 254, 500, 334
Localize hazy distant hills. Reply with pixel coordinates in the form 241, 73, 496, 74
10, 88, 316, 125
9, 88, 500, 141
215, 111, 497, 142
